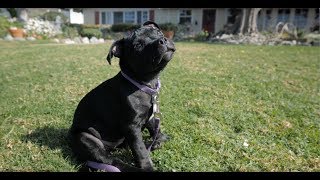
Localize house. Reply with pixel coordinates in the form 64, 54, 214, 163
83, 8, 319, 33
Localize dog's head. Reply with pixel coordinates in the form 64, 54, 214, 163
107, 21, 176, 80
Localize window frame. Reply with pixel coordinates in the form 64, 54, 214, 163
179, 9, 192, 24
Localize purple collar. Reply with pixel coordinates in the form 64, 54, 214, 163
120, 71, 161, 95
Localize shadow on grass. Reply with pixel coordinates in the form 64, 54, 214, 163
21, 126, 80, 168
21, 126, 135, 172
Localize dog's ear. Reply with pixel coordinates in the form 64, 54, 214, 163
143, 21, 160, 30
106, 38, 124, 65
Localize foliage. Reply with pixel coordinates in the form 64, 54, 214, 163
194, 30, 209, 41
110, 23, 140, 32
41, 11, 68, 23
0, 16, 11, 37
101, 27, 113, 39
62, 26, 79, 39
158, 23, 178, 32
173, 24, 194, 41
80, 28, 102, 39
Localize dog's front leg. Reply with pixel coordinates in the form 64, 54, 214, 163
125, 124, 154, 171
145, 118, 170, 151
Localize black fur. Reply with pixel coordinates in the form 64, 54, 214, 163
69, 21, 175, 172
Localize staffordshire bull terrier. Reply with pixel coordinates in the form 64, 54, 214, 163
69, 21, 176, 172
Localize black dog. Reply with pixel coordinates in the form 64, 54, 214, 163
69, 21, 175, 172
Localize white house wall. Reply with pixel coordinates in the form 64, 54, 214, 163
69, 9, 84, 24
215, 9, 228, 33
154, 9, 179, 24
191, 9, 203, 33
82, 8, 318, 33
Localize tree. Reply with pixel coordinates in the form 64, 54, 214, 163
239, 8, 261, 35
16, 8, 28, 22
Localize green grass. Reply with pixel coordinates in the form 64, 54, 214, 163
0, 40, 319, 172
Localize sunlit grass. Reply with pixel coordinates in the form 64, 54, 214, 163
0, 40, 319, 171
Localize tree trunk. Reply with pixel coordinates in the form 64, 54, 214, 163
239, 8, 248, 35
17, 8, 28, 22
239, 8, 261, 35
248, 8, 261, 34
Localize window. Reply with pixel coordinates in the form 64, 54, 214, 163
137, 11, 148, 24
179, 9, 192, 24
264, 9, 272, 30
111, 10, 149, 24
101, 12, 106, 24
124, 11, 135, 23
101, 11, 112, 24
294, 9, 308, 29
277, 9, 290, 23
114, 11, 123, 24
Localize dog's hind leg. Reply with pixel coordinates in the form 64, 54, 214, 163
70, 131, 144, 172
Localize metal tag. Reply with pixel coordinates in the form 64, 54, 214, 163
152, 94, 162, 119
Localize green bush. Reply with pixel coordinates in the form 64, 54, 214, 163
0, 16, 11, 37
81, 24, 101, 29
80, 28, 102, 39
158, 23, 178, 32
64, 23, 82, 34
101, 27, 112, 39
194, 30, 209, 41
41, 11, 68, 22
10, 21, 24, 28
62, 26, 79, 38
111, 23, 140, 32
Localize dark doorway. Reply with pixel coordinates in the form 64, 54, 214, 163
202, 9, 216, 33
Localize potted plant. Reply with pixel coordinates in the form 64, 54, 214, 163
8, 21, 25, 38
159, 23, 177, 40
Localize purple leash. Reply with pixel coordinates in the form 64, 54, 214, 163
86, 71, 161, 172
87, 161, 121, 172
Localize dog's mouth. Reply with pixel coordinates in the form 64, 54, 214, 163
167, 45, 176, 53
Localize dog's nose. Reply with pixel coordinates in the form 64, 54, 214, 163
159, 38, 168, 45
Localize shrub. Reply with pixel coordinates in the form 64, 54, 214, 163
80, 28, 102, 38
9, 20, 24, 28
158, 23, 178, 32
101, 27, 112, 39
62, 26, 79, 38
173, 24, 194, 41
81, 24, 101, 29
65, 23, 83, 34
41, 11, 68, 23
111, 23, 140, 32
0, 16, 11, 37
194, 30, 209, 41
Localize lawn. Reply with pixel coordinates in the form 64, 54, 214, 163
0, 40, 319, 172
